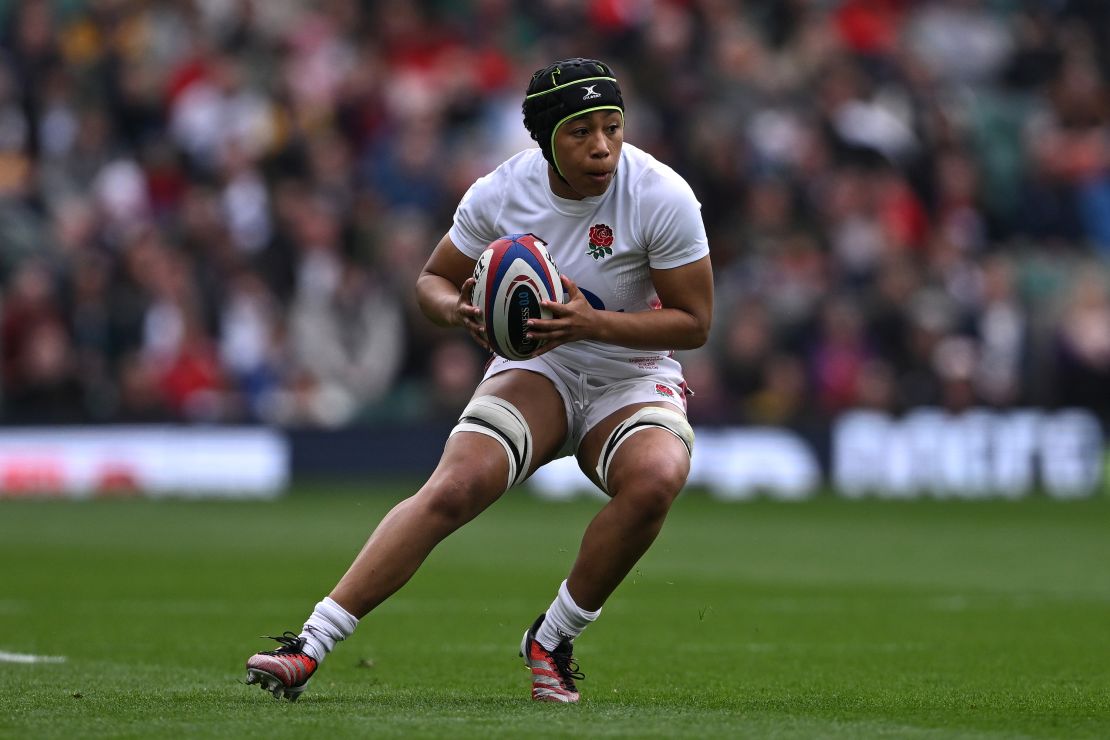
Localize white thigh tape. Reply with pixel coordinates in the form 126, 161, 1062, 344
595, 406, 694, 493
450, 395, 533, 489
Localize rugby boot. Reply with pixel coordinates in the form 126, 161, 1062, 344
245, 632, 317, 701
519, 613, 584, 703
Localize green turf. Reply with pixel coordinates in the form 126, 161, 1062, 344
1, 485, 1108, 738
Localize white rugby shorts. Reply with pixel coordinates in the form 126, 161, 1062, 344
482, 349, 689, 455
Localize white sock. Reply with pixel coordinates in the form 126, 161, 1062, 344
535, 580, 601, 652
299, 597, 359, 663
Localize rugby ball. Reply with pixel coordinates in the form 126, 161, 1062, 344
471, 233, 564, 360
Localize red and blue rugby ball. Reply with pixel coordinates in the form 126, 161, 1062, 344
470, 233, 564, 361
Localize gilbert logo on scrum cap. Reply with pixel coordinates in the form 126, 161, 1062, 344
581, 85, 601, 100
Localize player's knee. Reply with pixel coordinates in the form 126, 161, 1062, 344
420, 476, 491, 528
610, 456, 688, 523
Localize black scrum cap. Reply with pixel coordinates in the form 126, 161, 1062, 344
522, 58, 624, 178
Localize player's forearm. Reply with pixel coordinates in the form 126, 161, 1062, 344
590, 307, 709, 351
415, 271, 463, 327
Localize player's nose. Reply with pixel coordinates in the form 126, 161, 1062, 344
588, 131, 610, 156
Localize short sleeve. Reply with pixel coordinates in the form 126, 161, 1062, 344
448, 172, 502, 260
639, 168, 710, 269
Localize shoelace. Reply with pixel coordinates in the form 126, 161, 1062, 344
549, 644, 585, 688
259, 631, 307, 656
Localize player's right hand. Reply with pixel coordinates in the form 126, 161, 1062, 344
456, 277, 490, 351
528, 274, 595, 356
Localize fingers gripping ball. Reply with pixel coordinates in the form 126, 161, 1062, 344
470, 233, 565, 360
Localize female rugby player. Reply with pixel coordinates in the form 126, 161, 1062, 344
245, 57, 713, 704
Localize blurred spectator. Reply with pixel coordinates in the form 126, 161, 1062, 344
676, 348, 731, 426
67, 250, 114, 419
288, 260, 404, 427
0, 0, 1108, 430
809, 296, 873, 415
1053, 269, 1110, 420
1, 260, 82, 422
905, 0, 1013, 86
219, 267, 283, 421
972, 255, 1029, 407
421, 338, 485, 422
718, 297, 775, 422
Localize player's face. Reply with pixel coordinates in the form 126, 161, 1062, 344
549, 110, 624, 200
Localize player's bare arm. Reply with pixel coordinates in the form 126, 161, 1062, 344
416, 233, 487, 349
527, 255, 713, 353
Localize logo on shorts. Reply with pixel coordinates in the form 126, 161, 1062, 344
587, 224, 614, 260
655, 384, 675, 398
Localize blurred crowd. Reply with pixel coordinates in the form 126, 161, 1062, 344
1, 0, 1110, 429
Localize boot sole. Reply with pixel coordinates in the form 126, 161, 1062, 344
245, 668, 308, 701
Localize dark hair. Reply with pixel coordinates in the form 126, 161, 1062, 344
522, 58, 624, 177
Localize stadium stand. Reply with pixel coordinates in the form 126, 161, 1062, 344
1, 0, 1108, 432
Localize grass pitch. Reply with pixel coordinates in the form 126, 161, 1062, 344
1, 484, 1109, 738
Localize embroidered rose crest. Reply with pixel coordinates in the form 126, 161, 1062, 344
587, 223, 614, 260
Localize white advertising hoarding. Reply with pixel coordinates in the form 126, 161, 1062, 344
833, 409, 1105, 499
529, 408, 1106, 501
0, 426, 289, 499
528, 427, 823, 501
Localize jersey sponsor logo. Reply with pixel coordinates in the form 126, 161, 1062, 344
655, 383, 675, 398
587, 223, 614, 260
581, 85, 601, 100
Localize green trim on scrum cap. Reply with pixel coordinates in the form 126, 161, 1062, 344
525, 76, 618, 100
550, 106, 625, 179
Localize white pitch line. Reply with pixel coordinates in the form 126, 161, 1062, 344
0, 650, 67, 664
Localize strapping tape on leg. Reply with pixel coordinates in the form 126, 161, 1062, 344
450, 396, 533, 489
595, 406, 694, 494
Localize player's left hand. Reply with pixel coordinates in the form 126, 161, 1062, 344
455, 276, 490, 351
527, 275, 596, 355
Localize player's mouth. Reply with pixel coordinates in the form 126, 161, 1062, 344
585, 171, 612, 185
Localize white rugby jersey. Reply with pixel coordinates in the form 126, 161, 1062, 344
448, 143, 709, 374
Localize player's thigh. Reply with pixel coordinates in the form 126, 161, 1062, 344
468, 368, 569, 475
576, 402, 692, 495
424, 369, 567, 513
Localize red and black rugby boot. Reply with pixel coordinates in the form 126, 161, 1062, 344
245, 632, 317, 701
519, 613, 584, 703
